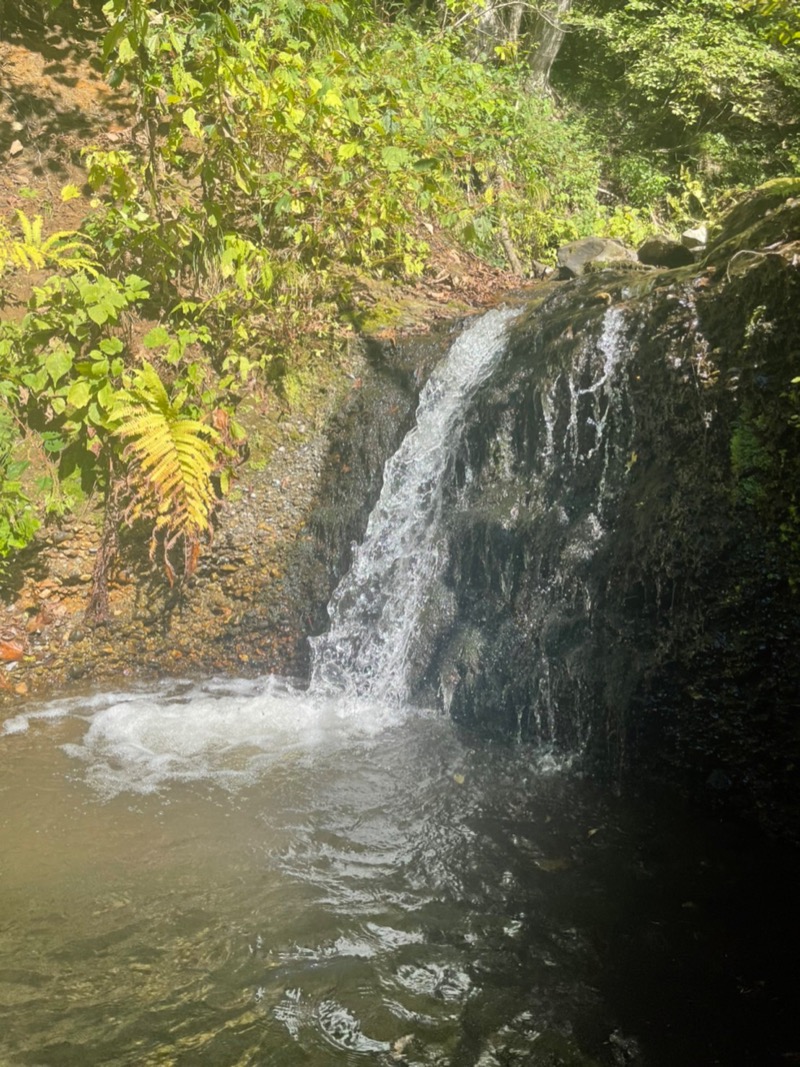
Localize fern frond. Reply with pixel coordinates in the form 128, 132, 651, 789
113, 362, 227, 583
0, 212, 99, 278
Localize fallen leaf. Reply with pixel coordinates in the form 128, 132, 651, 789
0, 639, 25, 662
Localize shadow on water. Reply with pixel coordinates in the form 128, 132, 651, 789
1, 689, 798, 1067
444, 751, 800, 1067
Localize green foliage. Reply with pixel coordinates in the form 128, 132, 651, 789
744, 0, 800, 48
0, 255, 242, 585
595, 205, 656, 248
730, 419, 772, 506
90, 0, 600, 293
0, 405, 40, 571
0, 271, 150, 499
556, 0, 800, 223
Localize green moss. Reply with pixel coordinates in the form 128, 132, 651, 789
730, 420, 771, 506
708, 177, 800, 261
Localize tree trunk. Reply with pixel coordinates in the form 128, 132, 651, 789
86, 476, 121, 625
469, 0, 526, 59
470, 0, 505, 58
525, 0, 572, 92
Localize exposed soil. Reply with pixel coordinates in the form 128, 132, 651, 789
0, 5, 525, 705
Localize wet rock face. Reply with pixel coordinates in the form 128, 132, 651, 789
425, 210, 800, 838
234, 326, 456, 674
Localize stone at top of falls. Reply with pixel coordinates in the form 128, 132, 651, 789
556, 237, 638, 278
681, 225, 708, 250
637, 234, 696, 268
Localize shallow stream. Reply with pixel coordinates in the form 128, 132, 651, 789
2, 678, 798, 1066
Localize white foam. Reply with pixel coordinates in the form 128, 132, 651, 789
4, 677, 417, 797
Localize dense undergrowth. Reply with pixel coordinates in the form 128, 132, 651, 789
0, 0, 798, 603
556, 0, 800, 223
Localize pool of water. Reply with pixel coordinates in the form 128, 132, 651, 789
1, 678, 797, 1066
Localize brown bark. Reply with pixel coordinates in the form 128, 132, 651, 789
85, 478, 121, 625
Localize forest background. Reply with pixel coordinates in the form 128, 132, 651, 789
0, 0, 798, 607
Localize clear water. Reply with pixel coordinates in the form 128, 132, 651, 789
0, 681, 577, 1066
2, 680, 797, 1066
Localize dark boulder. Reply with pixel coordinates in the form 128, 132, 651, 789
637, 234, 695, 268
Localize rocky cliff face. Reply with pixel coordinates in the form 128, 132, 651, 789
424, 185, 800, 837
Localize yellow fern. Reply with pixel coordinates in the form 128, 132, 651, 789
112, 362, 226, 584
0, 211, 98, 277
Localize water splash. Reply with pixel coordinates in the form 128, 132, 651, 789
310, 307, 520, 704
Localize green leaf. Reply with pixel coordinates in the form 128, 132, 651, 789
337, 142, 360, 162
87, 304, 109, 326
97, 382, 116, 411
124, 275, 150, 300
45, 348, 73, 386
21, 368, 48, 392
102, 19, 128, 60
88, 358, 109, 379
182, 107, 204, 139
381, 146, 412, 172
117, 36, 136, 65
143, 326, 172, 349
41, 431, 65, 454
5, 460, 29, 480
67, 380, 91, 409
234, 169, 251, 194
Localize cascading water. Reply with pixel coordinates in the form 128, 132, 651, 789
310, 307, 520, 704
435, 304, 636, 749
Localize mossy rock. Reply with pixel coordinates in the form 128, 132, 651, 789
707, 177, 800, 263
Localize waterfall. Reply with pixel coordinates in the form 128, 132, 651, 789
436, 303, 636, 749
310, 307, 521, 704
